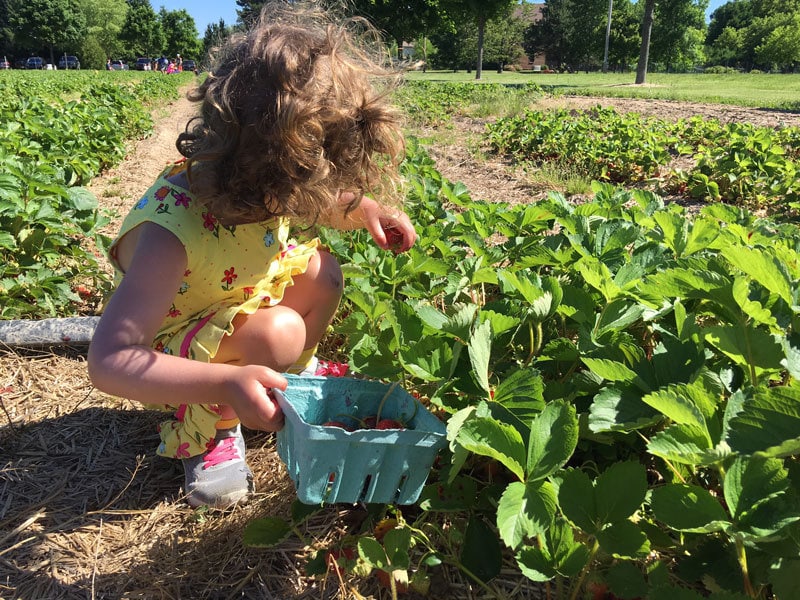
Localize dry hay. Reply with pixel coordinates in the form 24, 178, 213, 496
0, 345, 328, 599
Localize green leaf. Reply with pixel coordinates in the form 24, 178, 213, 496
492, 367, 546, 421
576, 256, 620, 301
588, 386, 661, 433
516, 518, 590, 580
595, 461, 647, 524
242, 517, 292, 547
650, 484, 730, 533
722, 245, 793, 306
496, 480, 557, 550
456, 417, 526, 482
641, 385, 711, 432
527, 401, 579, 481
399, 335, 455, 381
358, 537, 389, 570
606, 562, 648, 600
582, 357, 640, 385
724, 455, 789, 522
647, 423, 721, 466
727, 386, 800, 457
704, 324, 784, 375
594, 299, 645, 338
383, 528, 411, 570
468, 319, 492, 394
596, 520, 650, 558
66, 186, 98, 212
558, 469, 598, 533
461, 517, 502, 583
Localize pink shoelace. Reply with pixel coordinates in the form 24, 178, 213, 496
202, 437, 240, 469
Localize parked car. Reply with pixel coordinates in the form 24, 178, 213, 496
134, 57, 151, 71
109, 60, 129, 71
0, 58, 10, 69
14, 59, 27, 69
182, 59, 197, 72
58, 55, 80, 70
25, 57, 45, 70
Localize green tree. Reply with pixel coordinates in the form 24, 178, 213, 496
76, 0, 128, 67
484, 4, 528, 71
523, 0, 610, 71
443, 0, 517, 79
119, 0, 164, 59
236, 0, 266, 26
755, 13, 800, 70
606, 0, 641, 71
706, 24, 742, 66
159, 8, 202, 62
9, 0, 86, 65
202, 19, 233, 61
650, 0, 707, 71
349, 0, 448, 61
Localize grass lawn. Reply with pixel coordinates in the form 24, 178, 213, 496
405, 69, 800, 110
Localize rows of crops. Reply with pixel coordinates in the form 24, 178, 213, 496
0, 71, 192, 318
2, 75, 798, 599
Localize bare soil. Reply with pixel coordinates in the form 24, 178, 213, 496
2, 89, 798, 600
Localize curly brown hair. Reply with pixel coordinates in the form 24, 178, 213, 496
176, 1, 405, 225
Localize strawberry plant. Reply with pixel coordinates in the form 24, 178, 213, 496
273, 140, 799, 599
0, 71, 190, 318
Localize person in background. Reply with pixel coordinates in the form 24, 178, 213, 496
87, 0, 414, 509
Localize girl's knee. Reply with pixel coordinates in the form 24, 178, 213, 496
313, 249, 343, 300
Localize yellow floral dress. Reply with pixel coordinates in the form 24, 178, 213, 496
108, 162, 319, 459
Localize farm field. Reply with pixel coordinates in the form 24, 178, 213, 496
407, 70, 800, 110
2, 73, 800, 599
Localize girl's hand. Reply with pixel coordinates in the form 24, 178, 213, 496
359, 196, 417, 253
225, 365, 288, 432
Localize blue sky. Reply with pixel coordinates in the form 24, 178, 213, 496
156, 0, 730, 37
154, 1, 240, 35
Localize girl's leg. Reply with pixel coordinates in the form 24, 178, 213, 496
279, 249, 343, 351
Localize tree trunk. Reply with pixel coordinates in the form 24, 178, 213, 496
635, 0, 655, 84
475, 14, 485, 80
603, 0, 613, 73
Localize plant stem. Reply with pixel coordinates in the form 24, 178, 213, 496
735, 536, 757, 598
568, 538, 600, 600
376, 381, 399, 423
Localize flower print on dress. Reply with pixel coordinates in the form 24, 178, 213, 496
177, 281, 189, 295
173, 190, 191, 208
135, 196, 149, 210
221, 266, 238, 291
175, 442, 191, 459
154, 186, 171, 202
263, 231, 275, 247
167, 304, 181, 318
242, 286, 254, 301
202, 212, 220, 237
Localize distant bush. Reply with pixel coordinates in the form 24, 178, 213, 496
704, 65, 739, 74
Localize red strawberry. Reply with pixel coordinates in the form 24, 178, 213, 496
322, 421, 353, 431
376, 419, 405, 430
362, 415, 378, 429
383, 226, 404, 253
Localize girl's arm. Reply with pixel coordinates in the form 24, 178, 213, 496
324, 193, 417, 252
87, 222, 286, 431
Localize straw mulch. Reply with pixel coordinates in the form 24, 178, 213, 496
0, 345, 347, 599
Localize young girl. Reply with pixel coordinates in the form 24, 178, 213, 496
88, 1, 415, 509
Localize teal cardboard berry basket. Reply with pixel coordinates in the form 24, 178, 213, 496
274, 375, 447, 505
